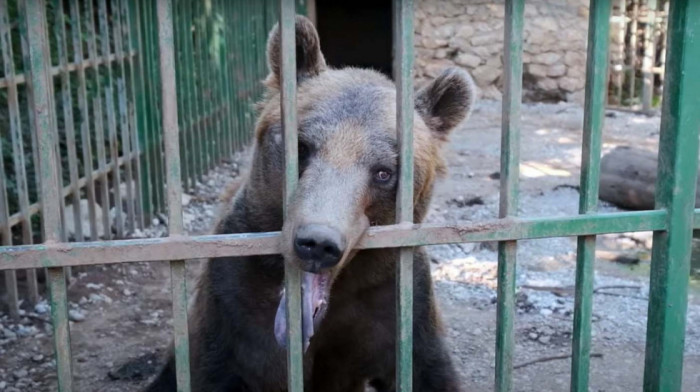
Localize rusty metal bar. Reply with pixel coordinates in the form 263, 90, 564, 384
495, 2, 523, 391
0, 108, 18, 320
69, 0, 99, 241
98, 0, 125, 238
86, 0, 112, 241
54, 0, 84, 243
0, 0, 35, 310
21, 0, 74, 389
0, 51, 138, 89
393, 0, 415, 390
643, 0, 700, 390
119, 0, 145, 230
279, 1, 304, 390
157, 0, 191, 390
112, 0, 137, 234
570, 2, 611, 391
0, 210, 668, 269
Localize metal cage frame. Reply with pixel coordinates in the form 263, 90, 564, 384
1, 0, 699, 391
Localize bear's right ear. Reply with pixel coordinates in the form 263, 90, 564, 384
265, 15, 327, 88
415, 68, 476, 139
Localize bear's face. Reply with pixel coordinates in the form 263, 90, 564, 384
253, 16, 475, 350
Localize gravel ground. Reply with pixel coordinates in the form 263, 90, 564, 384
0, 101, 698, 391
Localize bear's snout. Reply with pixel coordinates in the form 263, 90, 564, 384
293, 224, 346, 272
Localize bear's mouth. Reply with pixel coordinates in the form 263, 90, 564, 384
274, 270, 331, 351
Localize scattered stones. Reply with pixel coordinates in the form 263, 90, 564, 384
68, 310, 86, 322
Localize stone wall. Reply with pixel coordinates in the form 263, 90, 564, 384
415, 0, 590, 102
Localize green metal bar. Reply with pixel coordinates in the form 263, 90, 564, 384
174, 0, 188, 188
571, 1, 611, 391
0, 210, 670, 271
0, 0, 37, 307
98, 0, 125, 238
279, 1, 304, 390
218, 0, 232, 158
495, 2, 523, 391
242, 0, 255, 137
22, 0, 74, 389
54, 0, 84, 243
69, 0, 99, 240
119, 0, 145, 230
231, 0, 244, 152
156, 0, 191, 391
0, 74, 18, 318
131, 0, 155, 224
182, 0, 198, 187
643, 0, 700, 390
193, 0, 208, 179
217, 0, 231, 161
86, 0, 112, 241
195, 0, 210, 173
393, 0, 414, 390
143, 1, 164, 216
207, 0, 223, 165
111, 0, 136, 235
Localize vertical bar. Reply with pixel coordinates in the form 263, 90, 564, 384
86, 0, 112, 240
495, 2, 523, 392
615, 0, 625, 106
570, 1, 611, 391
119, 0, 145, 230
143, 1, 165, 216
0, 120, 18, 320
0, 0, 37, 308
54, 0, 83, 243
131, 0, 155, 224
111, 0, 136, 234
643, 0, 700, 390
181, 0, 197, 186
193, 0, 207, 179
394, 0, 415, 389
185, 0, 202, 182
199, 0, 213, 171
98, 0, 124, 238
230, 0, 244, 152
628, 0, 639, 104
157, 1, 191, 391
642, 0, 658, 114
279, 1, 304, 391
21, 0, 74, 389
69, 0, 99, 240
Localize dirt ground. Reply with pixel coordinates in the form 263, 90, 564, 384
1, 100, 699, 392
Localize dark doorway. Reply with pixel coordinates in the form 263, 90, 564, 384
314, 0, 393, 77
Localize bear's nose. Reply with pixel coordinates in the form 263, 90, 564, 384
294, 225, 345, 272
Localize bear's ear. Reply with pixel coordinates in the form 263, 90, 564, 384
266, 15, 327, 88
415, 68, 476, 138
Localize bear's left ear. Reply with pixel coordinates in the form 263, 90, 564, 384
265, 15, 327, 88
415, 68, 476, 138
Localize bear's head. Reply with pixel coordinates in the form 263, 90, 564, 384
248, 16, 475, 349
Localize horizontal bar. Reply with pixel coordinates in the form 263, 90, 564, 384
0, 50, 137, 89
3, 153, 139, 230
0, 210, 668, 271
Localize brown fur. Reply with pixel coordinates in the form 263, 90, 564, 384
146, 16, 475, 392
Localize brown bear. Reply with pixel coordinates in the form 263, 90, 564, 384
146, 15, 475, 392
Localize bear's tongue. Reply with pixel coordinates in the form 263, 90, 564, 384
274, 271, 331, 351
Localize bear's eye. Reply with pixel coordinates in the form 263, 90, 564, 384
373, 169, 393, 184
298, 140, 313, 176
298, 141, 310, 162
